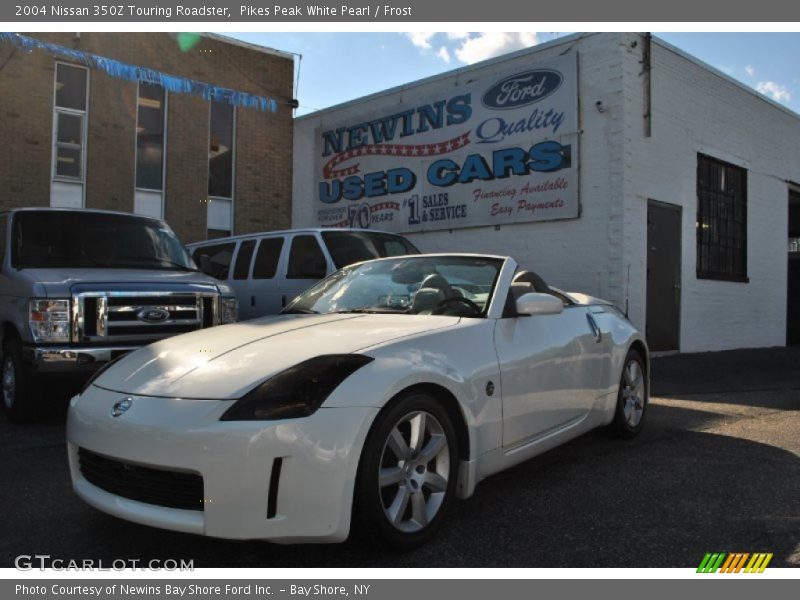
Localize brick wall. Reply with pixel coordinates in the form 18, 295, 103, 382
0, 32, 294, 244
0, 37, 53, 209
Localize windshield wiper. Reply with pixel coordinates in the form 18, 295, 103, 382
280, 307, 319, 314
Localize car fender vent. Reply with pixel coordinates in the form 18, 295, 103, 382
267, 457, 283, 519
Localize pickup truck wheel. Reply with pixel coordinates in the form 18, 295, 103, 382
2, 338, 40, 422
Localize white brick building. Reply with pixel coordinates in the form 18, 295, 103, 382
293, 32, 800, 353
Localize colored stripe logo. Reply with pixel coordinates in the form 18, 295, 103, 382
697, 552, 773, 573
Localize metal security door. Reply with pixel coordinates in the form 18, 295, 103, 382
646, 201, 682, 352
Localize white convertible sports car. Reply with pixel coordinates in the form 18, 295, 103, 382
67, 253, 649, 549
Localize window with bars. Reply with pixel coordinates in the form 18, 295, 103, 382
696, 154, 748, 282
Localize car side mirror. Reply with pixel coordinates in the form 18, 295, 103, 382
515, 292, 564, 316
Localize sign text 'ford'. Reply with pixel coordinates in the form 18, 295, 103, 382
482, 70, 563, 110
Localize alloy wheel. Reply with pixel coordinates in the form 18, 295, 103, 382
377, 410, 450, 533
621, 359, 644, 427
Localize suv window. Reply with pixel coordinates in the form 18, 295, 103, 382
233, 240, 256, 280
287, 235, 326, 280
253, 237, 284, 279
0, 215, 6, 267
193, 243, 235, 280
321, 231, 419, 269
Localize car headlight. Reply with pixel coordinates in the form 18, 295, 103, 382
220, 354, 374, 421
29, 299, 70, 343
219, 297, 238, 324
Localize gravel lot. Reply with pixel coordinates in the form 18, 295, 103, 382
1, 346, 798, 568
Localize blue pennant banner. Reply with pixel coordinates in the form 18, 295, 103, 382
0, 32, 279, 112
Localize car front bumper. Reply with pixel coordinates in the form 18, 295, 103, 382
66, 385, 379, 543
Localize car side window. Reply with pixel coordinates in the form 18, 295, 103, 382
384, 239, 410, 256
0, 215, 6, 268
233, 240, 256, 280
193, 242, 235, 280
286, 235, 326, 280
252, 237, 284, 279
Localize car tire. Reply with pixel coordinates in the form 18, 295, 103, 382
2, 336, 41, 422
353, 390, 459, 551
608, 348, 648, 439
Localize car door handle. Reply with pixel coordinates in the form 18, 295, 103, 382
586, 313, 602, 343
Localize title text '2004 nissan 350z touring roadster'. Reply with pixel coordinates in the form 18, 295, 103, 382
67, 254, 649, 550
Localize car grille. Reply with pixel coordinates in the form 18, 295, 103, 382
78, 448, 205, 512
73, 288, 219, 344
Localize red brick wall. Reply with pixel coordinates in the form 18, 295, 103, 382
0, 38, 53, 209
0, 32, 294, 244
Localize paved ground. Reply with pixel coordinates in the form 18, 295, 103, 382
0, 347, 797, 568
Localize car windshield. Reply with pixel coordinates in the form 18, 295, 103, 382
284, 255, 503, 317
11, 211, 196, 271
321, 231, 420, 269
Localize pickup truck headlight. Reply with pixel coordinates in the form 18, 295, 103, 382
220, 354, 374, 421
220, 297, 238, 324
29, 299, 70, 343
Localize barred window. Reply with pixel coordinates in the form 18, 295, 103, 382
696, 154, 748, 282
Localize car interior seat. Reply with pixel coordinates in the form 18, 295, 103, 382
411, 273, 455, 314
510, 270, 572, 307
512, 270, 551, 293
411, 288, 445, 314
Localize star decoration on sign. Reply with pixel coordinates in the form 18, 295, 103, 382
322, 131, 472, 179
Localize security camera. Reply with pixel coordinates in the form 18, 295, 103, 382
595, 100, 606, 113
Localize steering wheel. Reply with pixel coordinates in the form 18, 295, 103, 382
433, 296, 482, 316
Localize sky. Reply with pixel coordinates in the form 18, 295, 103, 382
227, 32, 800, 117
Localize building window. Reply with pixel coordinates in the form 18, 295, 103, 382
696, 154, 748, 282
207, 101, 235, 237
134, 83, 167, 218
54, 113, 84, 178
52, 63, 88, 182
136, 83, 166, 191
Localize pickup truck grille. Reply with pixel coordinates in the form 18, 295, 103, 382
72, 289, 219, 344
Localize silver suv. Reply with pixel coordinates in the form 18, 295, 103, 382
0, 208, 238, 421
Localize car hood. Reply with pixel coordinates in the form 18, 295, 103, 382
93, 313, 461, 399
25, 269, 222, 295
